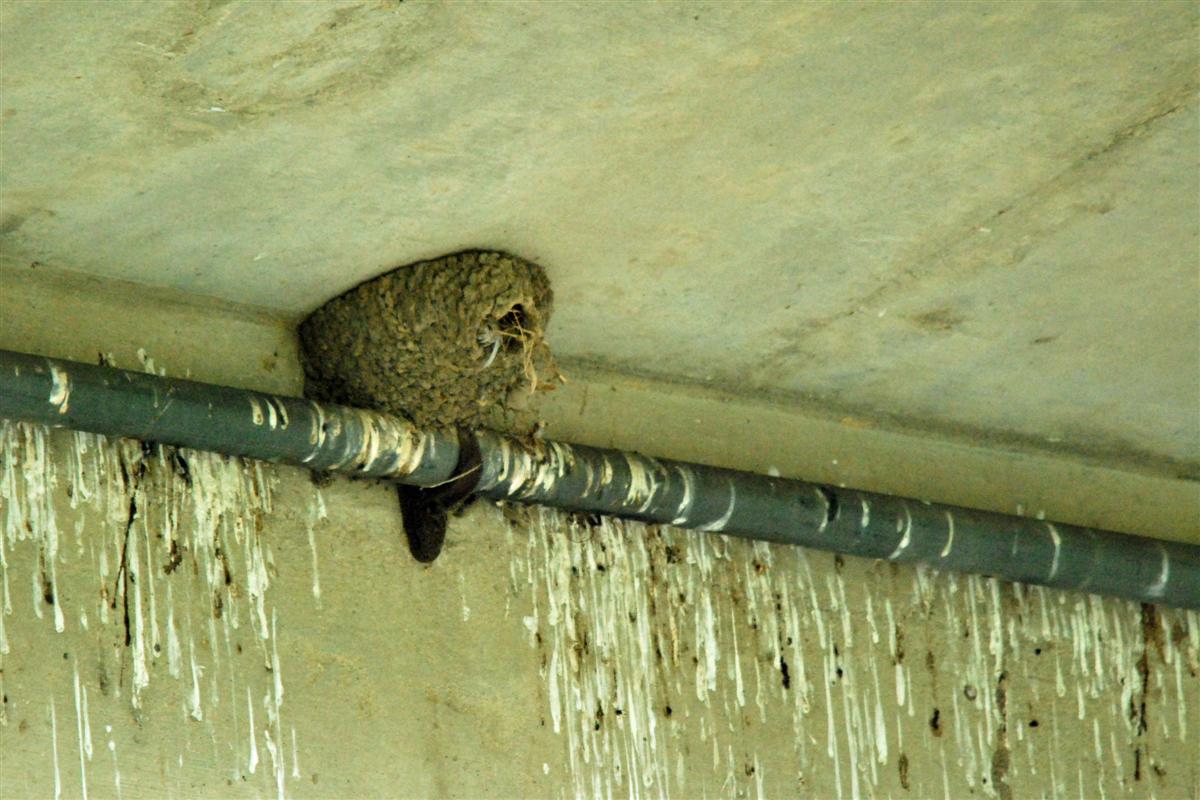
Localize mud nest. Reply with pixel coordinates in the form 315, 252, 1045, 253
299, 250, 557, 430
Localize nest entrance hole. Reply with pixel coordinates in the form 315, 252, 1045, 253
497, 304, 528, 354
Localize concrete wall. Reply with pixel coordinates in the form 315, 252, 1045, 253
0, 423, 1197, 799
1, 1, 1197, 493
2, 5, 1197, 796
0, 270, 1197, 800
4, 265, 1195, 544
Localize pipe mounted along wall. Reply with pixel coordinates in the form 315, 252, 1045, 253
0, 348, 1196, 609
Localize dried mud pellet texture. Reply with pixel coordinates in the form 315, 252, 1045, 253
299, 250, 556, 430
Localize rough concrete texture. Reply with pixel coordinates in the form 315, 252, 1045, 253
299, 250, 554, 429
3, 259, 1197, 543
2, 4, 1200, 797
0, 422, 1196, 800
1, 262, 1198, 800
0, 1, 1196, 481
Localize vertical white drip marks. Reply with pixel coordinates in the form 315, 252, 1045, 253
80, 684, 93, 760
307, 486, 327, 604
105, 726, 122, 800
291, 726, 302, 779
1, 408, 1194, 799
49, 696, 62, 800
246, 687, 259, 775
503, 503, 1199, 798
73, 664, 89, 800
1, 415, 297, 797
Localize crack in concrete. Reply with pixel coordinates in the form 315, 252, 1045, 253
1079, 99, 1189, 166
751, 76, 1199, 357
886, 77, 1195, 301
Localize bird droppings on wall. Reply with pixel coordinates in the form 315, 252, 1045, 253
299, 250, 558, 431
1, 354, 1198, 798
0, 418, 295, 799
304, 486, 327, 607
508, 506, 1199, 799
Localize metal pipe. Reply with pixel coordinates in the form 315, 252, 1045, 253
1, 348, 1196, 609
0, 349, 460, 484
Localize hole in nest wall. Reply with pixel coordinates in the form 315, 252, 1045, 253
498, 305, 528, 353
477, 304, 532, 366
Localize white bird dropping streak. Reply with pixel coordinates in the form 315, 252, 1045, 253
1045, 523, 1062, 579
81, 685, 93, 760
307, 486, 326, 603
166, 586, 181, 678
291, 727, 301, 779
871, 658, 887, 764
271, 609, 284, 707
8, 417, 1198, 800
816, 488, 831, 532
698, 482, 737, 532
1147, 544, 1170, 598
887, 506, 913, 560
73, 666, 89, 800
246, 688, 259, 774
672, 465, 695, 525
459, 571, 471, 622
49, 696, 62, 800
940, 511, 955, 558
187, 626, 203, 721
106, 730, 122, 800
48, 363, 71, 414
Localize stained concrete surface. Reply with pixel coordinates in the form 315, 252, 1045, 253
1, 1, 1197, 482
0, 421, 1197, 800
3, 265, 1197, 542
2, 6, 1200, 797
0, 241, 1198, 800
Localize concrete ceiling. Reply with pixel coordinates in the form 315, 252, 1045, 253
1, 1, 1197, 478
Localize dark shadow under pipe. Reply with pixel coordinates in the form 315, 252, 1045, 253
1, 348, 1196, 609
